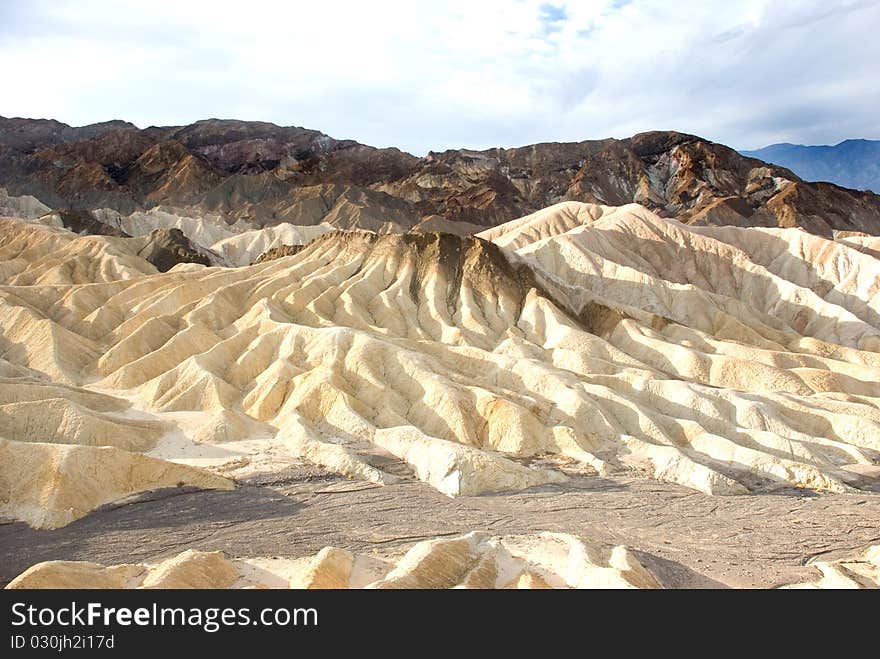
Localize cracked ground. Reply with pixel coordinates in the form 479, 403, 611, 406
2, 462, 878, 588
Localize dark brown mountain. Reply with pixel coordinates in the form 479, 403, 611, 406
2, 117, 879, 237
0, 117, 138, 151
135, 228, 213, 272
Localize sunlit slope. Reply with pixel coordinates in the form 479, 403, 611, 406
5, 531, 663, 590
0, 203, 878, 529
0, 216, 159, 284
10, 534, 877, 589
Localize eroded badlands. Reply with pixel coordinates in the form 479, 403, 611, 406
1, 198, 879, 588
7, 529, 879, 589
6, 532, 662, 590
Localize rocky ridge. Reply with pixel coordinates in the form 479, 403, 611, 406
3, 118, 880, 237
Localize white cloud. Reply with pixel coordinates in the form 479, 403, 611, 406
0, 0, 877, 153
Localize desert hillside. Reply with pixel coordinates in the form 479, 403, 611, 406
1, 184, 879, 589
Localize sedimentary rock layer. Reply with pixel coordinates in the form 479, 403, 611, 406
0, 202, 878, 531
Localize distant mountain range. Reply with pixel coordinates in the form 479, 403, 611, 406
742, 139, 880, 192
2, 116, 880, 237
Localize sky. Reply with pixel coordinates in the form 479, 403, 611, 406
0, 0, 878, 155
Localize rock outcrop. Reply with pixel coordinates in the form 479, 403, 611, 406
3, 118, 879, 237
11, 532, 876, 589
782, 545, 880, 589
5, 532, 663, 589
133, 228, 213, 272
